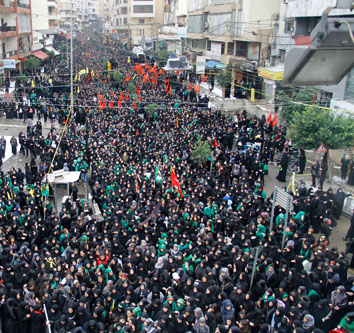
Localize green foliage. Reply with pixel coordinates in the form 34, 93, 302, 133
18, 74, 27, 83
47, 51, 55, 61
59, 44, 68, 53
287, 106, 354, 150
277, 88, 316, 123
152, 50, 170, 66
191, 135, 212, 165
127, 82, 137, 94
145, 103, 159, 116
24, 56, 41, 69
111, 70, 122, 83
102, 58, 109, 69
216, 70, 232, 87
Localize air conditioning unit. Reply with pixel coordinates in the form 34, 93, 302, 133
272, 13, 280, 21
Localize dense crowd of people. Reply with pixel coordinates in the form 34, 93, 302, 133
0, 30, 354, 333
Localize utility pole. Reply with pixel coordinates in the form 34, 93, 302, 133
156, 23, 159, 51
70, 0, 74, 117
223, 19, 230, 100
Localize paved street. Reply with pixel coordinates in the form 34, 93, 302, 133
0, 117, 351, 253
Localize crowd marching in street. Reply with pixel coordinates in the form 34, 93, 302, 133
0, 30, 354, 333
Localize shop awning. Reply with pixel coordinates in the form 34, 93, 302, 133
45, 46, 60, 56
32, 50, 49, 60
205, 60, 224, 70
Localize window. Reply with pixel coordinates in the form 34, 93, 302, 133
133, 5, 153, 13
207, 40, 211, 51
124, 18, 127, 24
284, 19, 294, 34
227, 42, 234, 55
236, 41, 248, 57
139, 19, 144, 24
121, 7, 127, 14
221, 43, 225, 55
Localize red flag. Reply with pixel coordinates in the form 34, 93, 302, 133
176, 70, 180, 74
5, 92, 12, 100
109, 99, 114, 108
60, 31, 65, 37
138, 97, 143, 101
267, 113, 272, 124
144, 64, 150, 69
85, 107, 90, 113
158, 69, 163, 75
165, 84, 169, 92
188, 83, 192, 91
98, 92, 103, 99
171, 168, 183, 198
102, 99, 106, 108
117, 100, 122, 108
126, 92, 129, 101
133, 101, 137, 109
143, 74, 149, 83
136, 130, 139, 135
168, 86, 173, 95
96, 72, 100, 79
124, 76, 131, 83
109, 90, 115, 96
214, 137, 218, 148
272, 113, 278, 127
104, 76, 107, 83
119, 92, 123, 101
98, 100, 103, 110
136, 86, 140, 95
164, 78, 170, 84
202, 75, 208, 82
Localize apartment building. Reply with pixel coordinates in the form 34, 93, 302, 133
0, 0, 32, 72
59, 0, 77, 29
111, 0, 164, 48
185, 0, 281, 97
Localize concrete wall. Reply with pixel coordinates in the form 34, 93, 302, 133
32, 0, 50, 30
287, 0, 353, 17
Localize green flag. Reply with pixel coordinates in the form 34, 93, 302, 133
155, 165, 163, 183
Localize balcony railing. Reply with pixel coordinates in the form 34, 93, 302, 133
17, 1, 30, 9
1, 26, 16, 32
3, 50, 17, 58
0, 0, 15, 8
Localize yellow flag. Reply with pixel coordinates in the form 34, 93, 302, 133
31, 79, 35, 88
73, 74, 78, 82
77, 86, 80, 93
250, 88, 255, 103
128, 57, 130, 64
107, 61, 111, 71
91, 69, 94, 77
85, 66, 89, 74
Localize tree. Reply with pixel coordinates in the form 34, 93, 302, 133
111, 70, 122, 84
18, 74, 27, 83
128, 82, 137, 95
47, 51, 55, 63
152, 50, 170, 66
145, 103, 159, 120
24, 56, 41, 73
277, 88, 317, 123
60, 44, 68, 53
191, 135, 212, 165
216, 70, 232, 98
287, 106, 354, 150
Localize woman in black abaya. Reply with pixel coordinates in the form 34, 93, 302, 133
276, 152, 288, 182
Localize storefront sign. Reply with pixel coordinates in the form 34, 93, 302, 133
3, 59, 16, 69
258, 68, 284, 81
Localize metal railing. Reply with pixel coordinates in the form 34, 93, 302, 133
0, 26, 16, 32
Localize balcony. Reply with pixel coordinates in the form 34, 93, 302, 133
0, 25, 17, 37
0, 0, 16, 11
3, 50, 17, 59
17, 1, 30, 9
